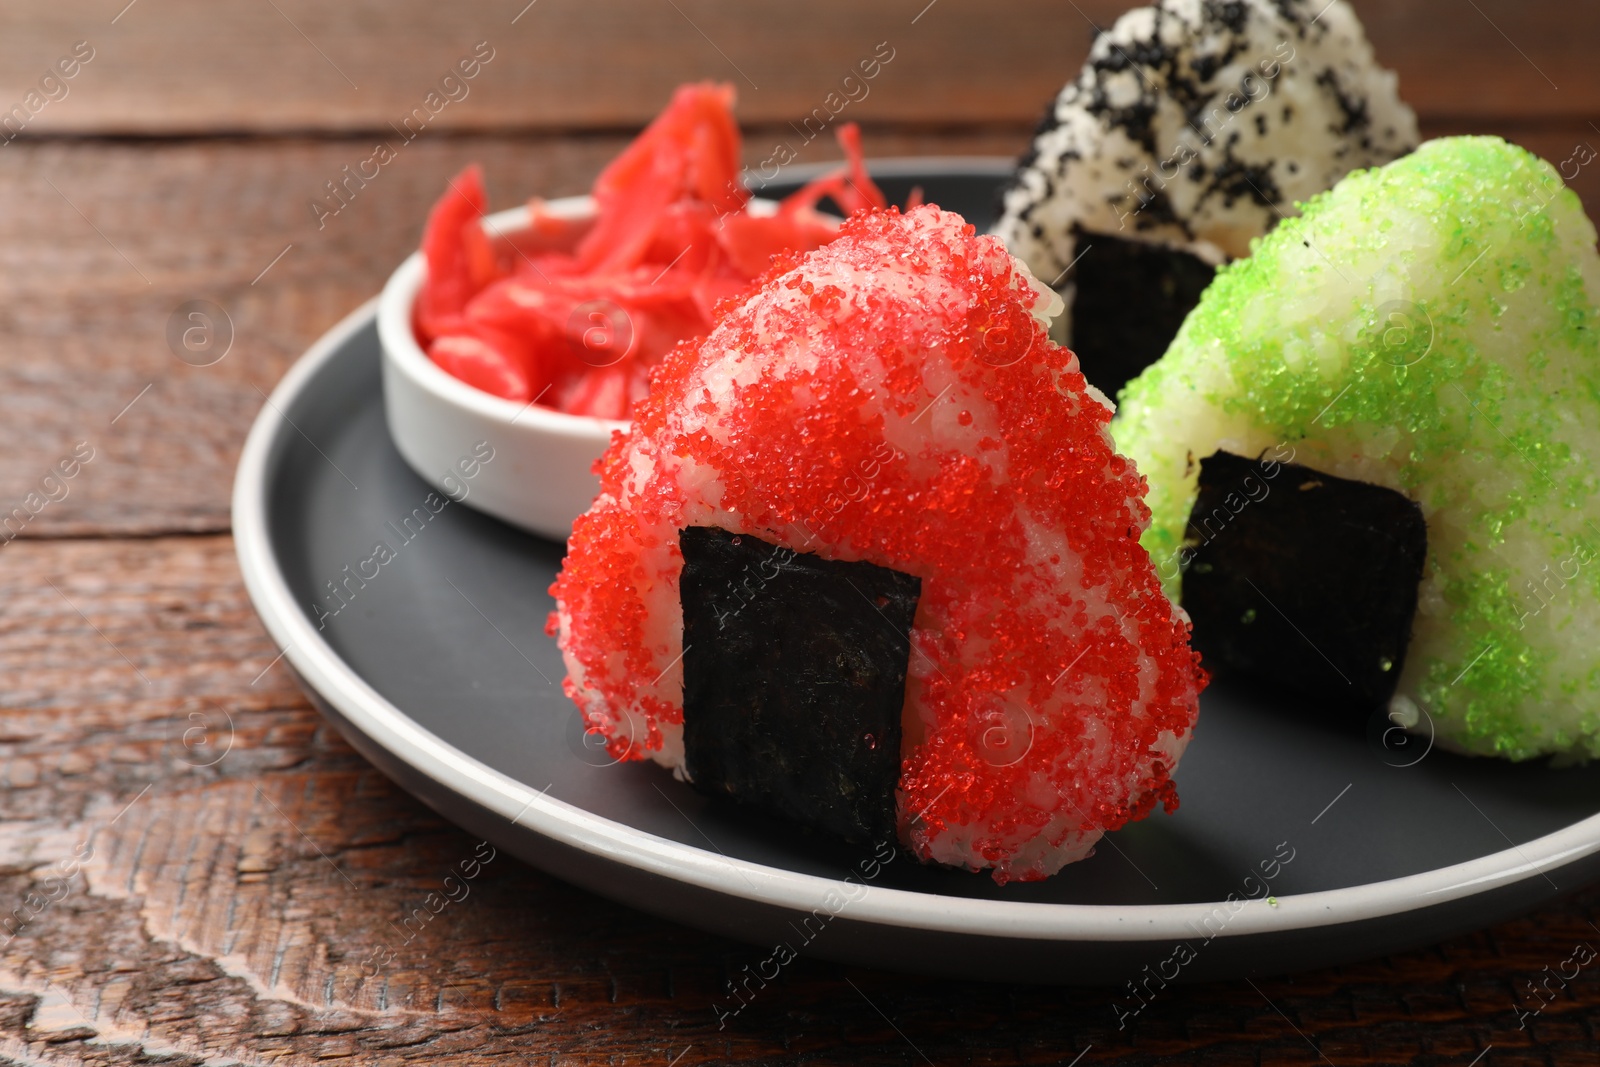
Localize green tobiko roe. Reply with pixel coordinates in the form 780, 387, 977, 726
1112, 136, 1600, 761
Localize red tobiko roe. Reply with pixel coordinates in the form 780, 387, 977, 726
549, 204, 1208, 883
413, 82, 887, 419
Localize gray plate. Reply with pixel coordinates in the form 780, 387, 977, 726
233, 160, 1600, 984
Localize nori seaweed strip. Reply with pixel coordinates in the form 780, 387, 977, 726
1067, 225, 1216, 397
1180, 451, 1427, 711
678, 526, 920, 843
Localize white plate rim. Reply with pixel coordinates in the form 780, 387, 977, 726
233, 187, 1600, 950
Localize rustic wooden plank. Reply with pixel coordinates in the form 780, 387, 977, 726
2, 119, 1595, 540
0, 535, 1597, 1065
2, 3, 1595, 1059
0, 0, 1588, 137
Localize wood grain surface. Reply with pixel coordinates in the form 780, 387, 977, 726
0, 0, 1597, 1063
1, 536, 1599, 1064
0, 0, 1591, 134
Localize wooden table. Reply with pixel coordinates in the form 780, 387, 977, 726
1, 2, 1596, 1062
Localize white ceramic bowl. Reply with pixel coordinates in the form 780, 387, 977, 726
378, 198, 624, 542
380, 195, 780, 542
